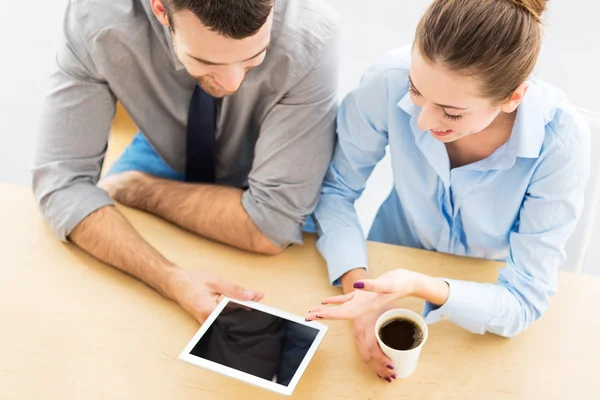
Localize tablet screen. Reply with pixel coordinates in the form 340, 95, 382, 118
188, 302, 320, 387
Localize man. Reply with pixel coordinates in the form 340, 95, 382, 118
32, 0, 340, 322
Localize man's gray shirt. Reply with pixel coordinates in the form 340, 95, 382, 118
33, 0, 340, 247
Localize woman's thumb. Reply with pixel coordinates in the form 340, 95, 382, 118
353, 279, 392, 293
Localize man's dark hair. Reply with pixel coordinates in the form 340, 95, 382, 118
165, 0, 274, 39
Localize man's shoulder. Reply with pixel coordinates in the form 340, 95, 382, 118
69, 0, 148, 37
271, 0, 341, 64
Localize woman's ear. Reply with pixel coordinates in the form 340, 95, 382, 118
501, 83, 529, 113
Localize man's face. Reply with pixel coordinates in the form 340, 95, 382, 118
153, 1, 273, 98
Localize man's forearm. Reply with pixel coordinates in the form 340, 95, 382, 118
69, 205, 179, 299
118, 173, 281, 255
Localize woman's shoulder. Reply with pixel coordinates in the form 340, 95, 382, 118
357, 45, 412, 103
529, 79, 591, 153
364, 45, 411, 79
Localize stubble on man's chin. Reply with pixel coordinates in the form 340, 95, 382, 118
197, 78, 230, 98
196, 70, 251, 98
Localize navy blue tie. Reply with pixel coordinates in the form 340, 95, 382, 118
186, 85, 217, 183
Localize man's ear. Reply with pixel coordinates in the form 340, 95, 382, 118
151, 0, 170, 28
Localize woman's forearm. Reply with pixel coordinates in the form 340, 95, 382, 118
414, 274, 450, 306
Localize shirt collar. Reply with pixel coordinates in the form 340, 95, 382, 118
504, 80, 549, 159
397, 79, 550, 163
398, 89, 419, 117
139, 0, 186, 71
163, 26, 186, 71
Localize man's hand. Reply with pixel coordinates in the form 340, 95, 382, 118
98, 170, 145, 207
68, 200, 264, 325
166, 269, 264, 323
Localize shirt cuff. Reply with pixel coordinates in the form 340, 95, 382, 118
241, 190, 304, 249
316, 227, 368, 286
43, 182, 115, 241
422, 279, 493, 335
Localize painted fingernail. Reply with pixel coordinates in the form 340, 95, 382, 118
353, 282, 365, 289
386, 364, 394, 370
316, 315, 323, 319
385, 377, 392, 383
304, 318, 311, 322
391, 374, 397, 380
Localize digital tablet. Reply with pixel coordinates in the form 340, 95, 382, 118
179, 297, 328, 396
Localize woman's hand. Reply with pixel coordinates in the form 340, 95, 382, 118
307, 269, 448, 321
306, 288, 397, 320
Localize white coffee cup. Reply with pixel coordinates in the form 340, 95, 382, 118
374, 309, 429, 379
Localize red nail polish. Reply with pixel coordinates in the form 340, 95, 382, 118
385, 377, 392, 383
386, 364, 394, 370
353, 282, 365, 289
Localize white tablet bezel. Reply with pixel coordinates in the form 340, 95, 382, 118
179, 297, 328, 396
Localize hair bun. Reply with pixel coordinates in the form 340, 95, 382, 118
511, 0, 548, 22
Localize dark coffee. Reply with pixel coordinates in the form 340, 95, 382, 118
378, 318, 423, 351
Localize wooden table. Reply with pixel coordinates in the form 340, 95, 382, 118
1, 183, 598, 399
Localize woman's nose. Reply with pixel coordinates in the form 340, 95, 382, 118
416, 103, 439, 132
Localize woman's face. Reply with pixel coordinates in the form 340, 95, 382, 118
408, 47, 524, 143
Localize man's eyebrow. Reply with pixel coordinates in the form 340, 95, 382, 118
186, 44, 270, 66
409, 76, 469, 111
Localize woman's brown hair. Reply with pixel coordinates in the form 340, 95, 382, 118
415, 0, 548, 101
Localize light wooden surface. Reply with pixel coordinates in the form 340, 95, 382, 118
102, 103, 137, 175
1, 184, 598, 399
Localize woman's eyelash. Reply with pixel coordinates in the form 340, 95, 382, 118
408, 83, 421, 97
443, 111, 463, 121
409, 82, 463, 121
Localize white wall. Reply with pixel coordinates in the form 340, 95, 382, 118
0, 1, 68, 185
324, 0, 600, 105
1, 0, 598, 273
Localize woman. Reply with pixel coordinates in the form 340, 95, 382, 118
306, 0, 590, 382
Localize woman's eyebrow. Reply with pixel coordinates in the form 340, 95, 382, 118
409, 75, 469, 111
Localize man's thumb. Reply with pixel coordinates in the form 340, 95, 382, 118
214, 278, 256, 300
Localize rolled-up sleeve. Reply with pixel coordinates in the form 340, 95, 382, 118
313, 66, 390, 285
424, 119, 591, 337
32, 1, 116, 241
242, 21, 341, 248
